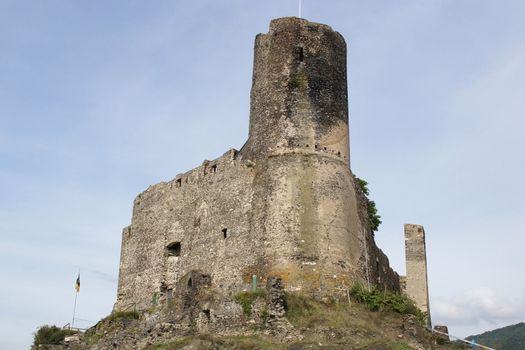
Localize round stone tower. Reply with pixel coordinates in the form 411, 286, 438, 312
244, 17, 349, 162
245, 18, 365, 296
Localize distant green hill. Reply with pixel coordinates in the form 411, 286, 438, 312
466, 322, 525, 349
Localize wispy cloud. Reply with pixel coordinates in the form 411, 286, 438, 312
432, 287, 525, 338
84, 269, 118, 284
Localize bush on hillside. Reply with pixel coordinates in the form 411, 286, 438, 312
350, 284, 427, 324
32, 324, 76, 348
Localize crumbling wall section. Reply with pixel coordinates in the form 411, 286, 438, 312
115, 225, 135, 310
114, 149, 257, 311
404, 223, 431, 327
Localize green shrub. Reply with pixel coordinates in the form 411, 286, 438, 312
105, 310, 140, 322
355, 177, 382, 232
31, 325, 76, 348
355, 177, 370, 196
350, 284, 426, 324
367, 200, 382, 232
234, 289, 267, 316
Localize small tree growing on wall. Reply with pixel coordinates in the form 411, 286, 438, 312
355, 177, 382, 232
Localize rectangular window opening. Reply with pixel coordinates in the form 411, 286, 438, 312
222, 228, 228, 239
203, 309, 211, 321
167, 242, 181, 257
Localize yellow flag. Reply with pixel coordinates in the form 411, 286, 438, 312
75, 274, 80, 293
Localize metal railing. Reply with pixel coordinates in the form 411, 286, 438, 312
62, 323, 88, 332
428, 327, 496, 350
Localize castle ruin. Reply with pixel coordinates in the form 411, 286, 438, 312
114, 17, 429, 320
404, 224, 432, 326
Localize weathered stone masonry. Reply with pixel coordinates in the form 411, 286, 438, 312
115, 17, 401, 312
404, 224, 431, 327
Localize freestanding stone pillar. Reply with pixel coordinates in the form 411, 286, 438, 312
404, 224, 431, 327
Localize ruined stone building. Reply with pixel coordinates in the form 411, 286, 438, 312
114, 17, 430, 321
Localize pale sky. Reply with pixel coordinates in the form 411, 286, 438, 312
1, 1, 524, 349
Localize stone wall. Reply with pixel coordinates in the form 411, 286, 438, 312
404, 224, 431, 327
242, 17, 349, 164
115, 17, 401, 312
354, 175, 400, 291
115, 149, 257, 310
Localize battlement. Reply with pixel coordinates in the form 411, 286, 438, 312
133, 148, 244, 207
117, 147, 256, 310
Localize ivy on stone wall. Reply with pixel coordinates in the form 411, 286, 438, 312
355, 177, 382, 232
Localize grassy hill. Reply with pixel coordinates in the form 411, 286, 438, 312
35, 287, 464, 349
466, 322, 525, 349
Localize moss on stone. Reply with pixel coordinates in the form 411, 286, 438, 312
290, 68, 309, 89
234, 289, 267, 316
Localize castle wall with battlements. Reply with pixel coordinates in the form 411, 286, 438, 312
115, 150, 257, 310
115, 17, 400, 312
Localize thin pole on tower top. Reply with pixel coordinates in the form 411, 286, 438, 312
299, 0, 302, 18
71, 270, 80, 329
71, 290, 78, 329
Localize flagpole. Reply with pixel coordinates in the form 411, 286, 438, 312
71, 290, 78, 329
71, 271, 80, 330
299, 0, 302, 18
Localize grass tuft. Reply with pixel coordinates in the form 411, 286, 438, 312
104, 310, 140, 322
233, 289, 267, 316
285, 292, 355, 329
